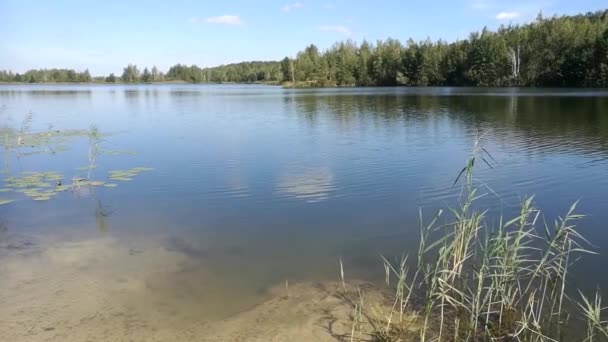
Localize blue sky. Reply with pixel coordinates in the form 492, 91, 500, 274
1, 0, 606, 75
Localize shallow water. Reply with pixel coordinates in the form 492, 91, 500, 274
1, 85, 608, 338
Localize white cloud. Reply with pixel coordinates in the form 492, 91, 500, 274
318, 25, 351, 35
205, 15, 243, 25
496, 11, 521, 20
282, 2, 303, 12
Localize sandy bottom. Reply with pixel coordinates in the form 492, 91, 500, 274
0, 232, 418, 341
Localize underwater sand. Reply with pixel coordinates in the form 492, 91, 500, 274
0, 233, 398, 341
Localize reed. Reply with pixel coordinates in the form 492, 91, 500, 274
342, 136, 605, 341
578, 289, 608, 342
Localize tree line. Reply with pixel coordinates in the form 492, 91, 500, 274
164, 61, 281, 83
104, 61, 282, 83
1, 10, 607, 87
0, 69, 91, 83
283, 10, 608, 87
0, 62, 281, 84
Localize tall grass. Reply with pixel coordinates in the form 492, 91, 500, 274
344, 137, 607, 341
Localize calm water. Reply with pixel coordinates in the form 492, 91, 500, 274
1, 85, 608, 330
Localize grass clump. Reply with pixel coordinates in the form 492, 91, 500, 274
342, 137, 604, 342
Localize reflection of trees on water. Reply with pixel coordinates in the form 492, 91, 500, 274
0, 89, 93, 100
290, 92, 608, 157
124, 89, 160, 99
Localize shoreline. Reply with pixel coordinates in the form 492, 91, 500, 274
1, 82, 606, 90
0, 81, 281, 86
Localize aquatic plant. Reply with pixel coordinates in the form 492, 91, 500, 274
100, 149, 137, 156
0, 114, 155, 204
578, 290, 608, 341
341, 137, 603, 342
1, 166, 152, 204
4, 171, 64, 201
0, 198, 14, 205
108, 167, 154, 182
0, 125, 91, 156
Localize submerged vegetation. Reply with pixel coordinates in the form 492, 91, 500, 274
4, 171, 68, 201
0, 114, 153, 206
0, 163, 153, 205
341, 138, 607, 341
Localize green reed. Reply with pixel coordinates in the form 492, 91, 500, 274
343, 135, 606, 342
579, 289, 608, 342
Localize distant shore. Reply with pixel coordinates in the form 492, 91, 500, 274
0, 80, 282, 86
2, 82, 605, 89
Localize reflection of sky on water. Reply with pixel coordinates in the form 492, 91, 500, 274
226, 173, 250, 198
2, 84, 608, 325
275, 167, 334, 202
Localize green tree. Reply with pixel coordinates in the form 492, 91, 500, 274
105, 73, 116, 83
466, 29, 510, 86
370, 38, 403, 85
151, 66, 160, 82
141, 67, 152, 83
355, 40, 373, 86
2, 9, 608, 87
280, 57, 294, 83
121, 64, 140, 83
78, 69, 91, 82
592, 29, 608, 87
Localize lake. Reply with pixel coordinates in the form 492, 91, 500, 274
1, 84, 608, 339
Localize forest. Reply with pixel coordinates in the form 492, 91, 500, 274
1, 10, 607, 87
0, 69, 92, 83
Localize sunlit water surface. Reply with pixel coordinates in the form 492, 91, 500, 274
1, 85, 607, 338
